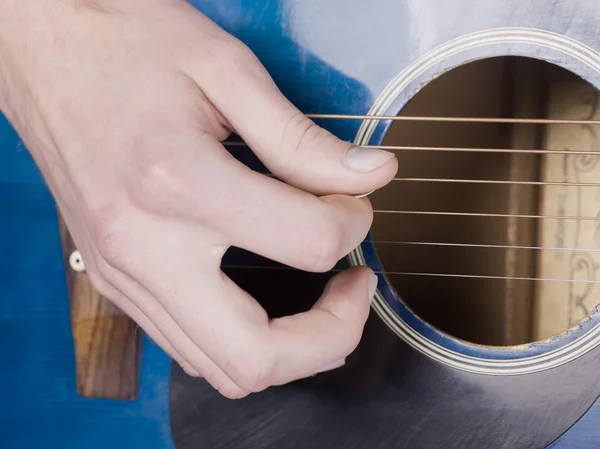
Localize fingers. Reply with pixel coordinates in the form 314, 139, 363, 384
141, 256, 375, 393
91, 277, 201, 377
183, 13, 398, 196
89, 253, 251, 399
205, 267, 377, 390
118, 297, 249, 399
208, 162, 373, 272
267, 267, 377, 385
101, 211, 376, 395
135, 132, 374, 272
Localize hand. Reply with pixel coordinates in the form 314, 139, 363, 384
0, 0, 397, 398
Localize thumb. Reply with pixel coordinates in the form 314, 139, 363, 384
187, 17, 398, 195
267, 266, 377, 385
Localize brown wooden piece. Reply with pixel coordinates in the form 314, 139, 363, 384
59, 216, 142, 400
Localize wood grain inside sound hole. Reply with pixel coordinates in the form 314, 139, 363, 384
58, 217, 142, 400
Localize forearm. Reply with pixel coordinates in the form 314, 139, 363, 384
0, 1, 19, 113
0, 0, 41, 115
1, 0, 84, 151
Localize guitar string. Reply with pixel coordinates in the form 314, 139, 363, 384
220, 264, 600, 284
390, 178, 600, 187
226, 143, 600, 218
305, 113, 600, 125
258, 172, 600, 188
226, 168, 600, 220
373, 210, 600, 220
225, 141, 600, 156
238, 172, 600, 220
222, 113, 600, 285
365, 241, 600, 253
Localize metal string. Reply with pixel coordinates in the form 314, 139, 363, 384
305, 113, 600, 125
224, 141, 600, 156
221, 264, 600, 284
392, 178, 600, 187
222, 112, 600, 286
373, 210, 600, 220
252, 172, 600, 188
364, 241, 600, 253
221, 240, 600, 282
244, 171, 600, 220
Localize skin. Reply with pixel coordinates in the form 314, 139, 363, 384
0, 0, 398, 399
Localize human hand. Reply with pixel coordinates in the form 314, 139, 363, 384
0, 0, 397, 398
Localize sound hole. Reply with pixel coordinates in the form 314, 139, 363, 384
371, 56, 600, 346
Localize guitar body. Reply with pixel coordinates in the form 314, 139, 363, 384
2, 1, 600, 447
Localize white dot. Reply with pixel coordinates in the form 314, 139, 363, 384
69, 250, 86, 272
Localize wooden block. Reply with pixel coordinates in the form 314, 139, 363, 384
59, 216, 142, 400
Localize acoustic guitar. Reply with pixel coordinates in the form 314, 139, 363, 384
2, 1, 600, 448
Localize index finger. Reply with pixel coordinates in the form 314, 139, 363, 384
164, 133, 374, 273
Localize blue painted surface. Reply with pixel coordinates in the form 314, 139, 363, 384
550, 396, 600, 449
1, 0, 600, 447
0, 113, 173, 448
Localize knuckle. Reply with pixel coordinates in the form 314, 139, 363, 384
220, 38, 253, 64
217, 383, 250, 400
180, 363, 201, 378
205, 36, 258, 76
282, 114, 331, 155
336, 320, 364, 356
345, 327, 363, 354
222, 349, 275, 393
279, 113, 320, 159
303, 217, 343, 272
276, 114, 333, 182
127, 142, 182, 214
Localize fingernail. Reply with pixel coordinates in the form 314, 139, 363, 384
354, 190, 375, 199
317, 358, 346, 373
345, 146, 395, 172
368, 273, 379, 300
